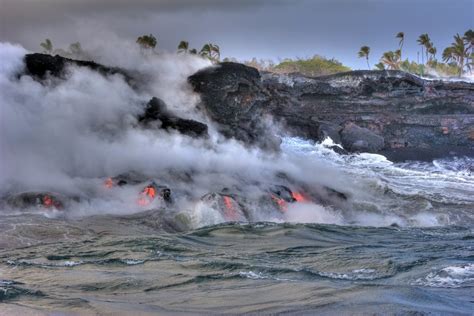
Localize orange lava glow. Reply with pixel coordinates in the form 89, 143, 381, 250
291, 191, 308, 202
223, 196, 238, 220
104, 178, 114, 189
271, 195, 288, 212
138, 186, 156, 206
43, 195, 53, 208
144, 187, 156, 199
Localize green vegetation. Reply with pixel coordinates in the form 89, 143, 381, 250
272, 55, 351, 77
39, 29, 472, 78
380, 50, 401, 70
396, 32, 405, 59
360, 29, 473, 77
177, 40, 189, 54
198, 43, 221, 62
358, 46, 371, 69
39, 36, 222, 63
136, 34, 157, 50
38, 38, 88, 60
176, 41, 221, 62
442, 33, 471, 76
40, 38, 53, 54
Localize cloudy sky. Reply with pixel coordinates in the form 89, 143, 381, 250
0, 0, 472, 69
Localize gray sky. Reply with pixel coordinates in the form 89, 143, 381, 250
0, 0, 472, 69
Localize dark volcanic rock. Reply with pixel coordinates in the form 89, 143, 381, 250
317, 121, 342, 144
188, 62, 280, 150
139, 97, 208, 137
262, 70, 474, 159
189, 64, 474, 160
6, 192, 66, 210
24, 53, 133, 83
340, 123, 385, 152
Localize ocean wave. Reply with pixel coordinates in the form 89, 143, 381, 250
5, 258, 146, 268
413, 263, 474, 288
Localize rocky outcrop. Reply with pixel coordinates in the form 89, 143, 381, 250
22, 54, 207, 138
340, 123, 385, 152
263, 70, 474, 159
23, 53, 135, 85
21, 54, 474, 160
190, 64, 474, 160
139, 97, 208, 138
188, 62, 280, 150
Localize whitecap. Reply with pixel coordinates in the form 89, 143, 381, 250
413, 263, 474, 288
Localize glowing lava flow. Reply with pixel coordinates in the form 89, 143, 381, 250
223, 196, 238, 220
291, 191, 308, 202
104, 178, 114, 189
138, 186, 156, 206
42, 195, 53, 208
271, 195, 288, 212
42, 194, 62, 209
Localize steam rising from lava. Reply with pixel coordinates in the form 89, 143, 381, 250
1, 40, 465, 228
0, 40, 349, 223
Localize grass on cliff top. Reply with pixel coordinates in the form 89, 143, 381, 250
273, 55, 351, 77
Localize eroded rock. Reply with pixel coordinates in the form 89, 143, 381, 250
189, 62, 280, 150
23, 53, 132, 82
190, 64, 473, 160
139, 97, 208, 137
340, 123, 385, 152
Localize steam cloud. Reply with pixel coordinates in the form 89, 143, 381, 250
0, 40, 342, 219
1, 40, 464, 228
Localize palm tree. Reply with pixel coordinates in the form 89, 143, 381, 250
199, 43, 220, 62
417, 33, 431, 64
177, 40, 189, 54
442, 34, 468, 76
380, 50, 401, 70
464, 29, 474, 51
69, 42, 83, 56
374, 62, 385, 70
464, 29, 474, 73
396, 32, 404, 59
427, 46, 437, 62
40, 39, 53, 54
358, 45, 371, 69
209, 43, 221, 61
199, 43, 211, 58
136, 34, 157, 50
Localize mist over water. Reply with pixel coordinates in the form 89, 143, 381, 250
1, 41, 473, 229
1, 40, 473, 315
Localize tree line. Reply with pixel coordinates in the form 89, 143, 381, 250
358, 30, 473, 77
39, 34, 221, 62
39, 30, 473, 78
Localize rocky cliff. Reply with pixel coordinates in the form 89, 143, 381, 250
190, 63, 474, 161
22, 54, 474, 161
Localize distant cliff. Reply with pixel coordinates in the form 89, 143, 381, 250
22, 54, 474, 161
190, 63, 474, 161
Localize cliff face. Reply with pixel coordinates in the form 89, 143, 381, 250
190, 63, 474, 160
189, 62, 280, 150
22, 54, 474, 161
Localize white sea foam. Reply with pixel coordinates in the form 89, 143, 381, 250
239, 271, 267, 280
413, 263, 474, 288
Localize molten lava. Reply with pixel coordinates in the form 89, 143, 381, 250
104, 177, 114, 189
41, 194, 62, 209
291, 191, 308, 202
138, 185, 156, 206
271, 195, 288, 212
223, 196, 238, 220
42, 195, 53, 208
